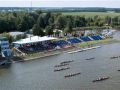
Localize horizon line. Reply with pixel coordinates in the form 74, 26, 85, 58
0, 7, 120, 9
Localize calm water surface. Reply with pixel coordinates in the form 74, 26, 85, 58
0, 32, 120, 90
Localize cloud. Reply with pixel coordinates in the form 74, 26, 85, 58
0, 0, 119, 8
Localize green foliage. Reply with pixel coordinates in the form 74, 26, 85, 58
45, 25, 53, 35
37, 15, 45, 28
64, 19, 73, 33
0, 11, 120, 36
35, 10, 42, 15
55, 15, 67, 29
48, 16, 54, 25
32, 24, 45, 36
44, 12, 51, 26
62, 12, 120, 18
2, 32, 14, 43
17, 14, 35, 31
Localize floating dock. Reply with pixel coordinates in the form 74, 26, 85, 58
68, 46, 101, 54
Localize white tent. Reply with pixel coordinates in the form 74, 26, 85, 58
13, 36, 57, 45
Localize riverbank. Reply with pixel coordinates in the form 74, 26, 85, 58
12, 38, 117, 62
75, 38, 117, 48
12, 46, 76, 62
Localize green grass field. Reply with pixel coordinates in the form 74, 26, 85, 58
75, 38, 116, 48
62, 12, 120, 18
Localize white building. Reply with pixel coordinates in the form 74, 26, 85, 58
102, 29, 116, 38
0, 37, 11, 57
9, 31, 25, 38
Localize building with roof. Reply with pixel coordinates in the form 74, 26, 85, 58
0, 37, 11, 57
13, 36, 57, 46
12, 36, 58, 54
9, 31, 25, 37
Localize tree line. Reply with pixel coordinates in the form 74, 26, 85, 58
0, 11, 120, 36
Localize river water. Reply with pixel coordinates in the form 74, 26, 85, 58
0, 32, 120, 90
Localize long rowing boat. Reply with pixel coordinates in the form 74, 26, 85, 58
64, 72, 81, 78
54, 67, 70, 72
85, 57, 95, 60
92, 76, 110, 82
60, 60, 74, 64
110, 56, 119, 59
54, 63, 69, 67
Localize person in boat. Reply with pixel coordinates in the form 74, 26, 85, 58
54, 67, 70, 72
110, 56, 118, 59
64, 72, 81, 78
86, 57, 95, 60
54, 63, 69, 67
60, 60, 74, 64
92, 77, 109, 82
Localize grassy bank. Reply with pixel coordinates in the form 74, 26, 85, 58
13, 38, 117, 62
75, 38, 116, 48
15, 47, 74, 61
62, 12, 120, 18
23, 50, 61, 61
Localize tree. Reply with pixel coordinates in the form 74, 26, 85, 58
45, 26, 53, 35
93, 15, 104, 27
32, 24, 45, 36
0, 11, 117, 34
35, 10, 42, 15
37, 15, 45, 28
74, 16, 80, 27
26, 15, 35, 29
17, 20, 29, 32
0, 18, 8, 33
79, 16, 86, 27
105, 16, 112, 25
2, 32, 14, 43
64, 19, 73, 33
55, 15, 67, 29
112, 16, 120, 26
48, 16, 54, 25
29, 12, 39, 21
44, 12, 51, 26
7, 14, 17, 31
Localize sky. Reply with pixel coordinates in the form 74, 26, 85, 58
0, 0, 120, 8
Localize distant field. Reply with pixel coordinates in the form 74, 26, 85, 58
62, 12, 120, 18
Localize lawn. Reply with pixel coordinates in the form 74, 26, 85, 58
75, 38, 116, 48
62, 12, 120, 18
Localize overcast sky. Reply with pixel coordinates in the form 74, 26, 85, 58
0, 0, 120, 8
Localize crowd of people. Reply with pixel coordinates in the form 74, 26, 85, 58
16, 35, 104, 54
18, 41, 57, 54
